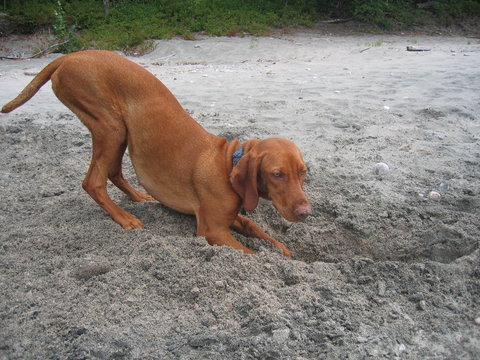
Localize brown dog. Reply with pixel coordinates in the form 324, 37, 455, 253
2, 50, 311, 257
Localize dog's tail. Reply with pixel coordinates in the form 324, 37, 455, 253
1, 56, 64, 113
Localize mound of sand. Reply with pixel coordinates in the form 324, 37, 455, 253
1, 33, 479, 359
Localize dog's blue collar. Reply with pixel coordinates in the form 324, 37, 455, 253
232, 146, 243, 167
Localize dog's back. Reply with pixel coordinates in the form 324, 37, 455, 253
3, 50, 181, 120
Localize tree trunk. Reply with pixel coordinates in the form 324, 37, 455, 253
103, 0, 110, 18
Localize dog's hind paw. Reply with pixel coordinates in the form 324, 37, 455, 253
137, 192, 155, 202
131, 191, 155, 202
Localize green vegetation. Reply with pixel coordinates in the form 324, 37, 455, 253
3, 0, 480, 52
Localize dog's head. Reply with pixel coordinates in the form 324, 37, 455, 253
230, 138, 311, 222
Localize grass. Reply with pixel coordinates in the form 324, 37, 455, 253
6, 0, 317, 52
4, 0, 480, 53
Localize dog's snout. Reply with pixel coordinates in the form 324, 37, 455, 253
294, 203, 312, 221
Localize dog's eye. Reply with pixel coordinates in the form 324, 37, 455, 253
272, 171, 283, 178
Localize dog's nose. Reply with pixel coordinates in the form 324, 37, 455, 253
294, 203, 312, 221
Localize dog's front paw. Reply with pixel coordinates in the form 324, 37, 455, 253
117, 214, 144, 229
277, 245, 292, 259
282, 248, 292, 259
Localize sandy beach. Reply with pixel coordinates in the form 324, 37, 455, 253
1, 32, 479, 359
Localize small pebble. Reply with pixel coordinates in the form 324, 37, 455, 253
75, 263, 111, 281
438, 182, 450, 192
377, 280, 386, 297
475, 317, 480, 325
373, 162, 389, 175
191, 287, 200, 297
428, 191, 441, 199
24, 71, 39, 76
357, 336, 369, 343
272, 328, 290, 343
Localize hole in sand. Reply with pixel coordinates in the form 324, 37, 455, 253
254, 197, 477, 265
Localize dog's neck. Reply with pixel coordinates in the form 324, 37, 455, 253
224, 138, 261, 173
232, 146, 244, 166
224, 138, 241, 174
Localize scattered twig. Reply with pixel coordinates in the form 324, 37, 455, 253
0, 40, 69, 60
156, 53, 175, 61
318, 18, 354, 24
360, 47, 371, 53
406, 46, 431, 52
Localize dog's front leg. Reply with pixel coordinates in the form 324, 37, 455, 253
232, 215, 292, 258
195, 214, 255, 255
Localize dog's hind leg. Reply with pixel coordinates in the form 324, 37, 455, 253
48, 64, 149, 228
81, 121, 145, 229
107, 140, 155, 203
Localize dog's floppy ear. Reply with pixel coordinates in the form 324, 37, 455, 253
230, 152, 260, 211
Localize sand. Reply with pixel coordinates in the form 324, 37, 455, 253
0, 32, 479, 359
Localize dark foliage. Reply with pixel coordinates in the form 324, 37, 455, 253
3, 1, 479, 51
